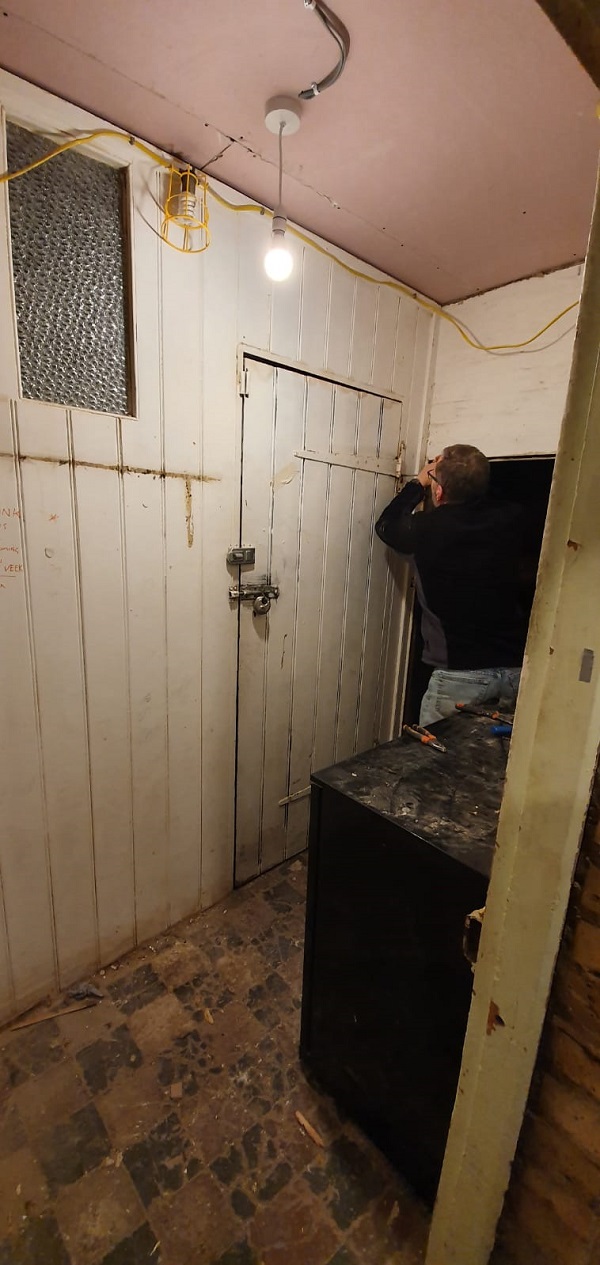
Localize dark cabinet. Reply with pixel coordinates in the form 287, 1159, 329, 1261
300, 714, 506, 1201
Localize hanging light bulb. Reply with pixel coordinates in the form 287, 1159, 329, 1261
263, 97, 301, 282
265, 214, 293, 281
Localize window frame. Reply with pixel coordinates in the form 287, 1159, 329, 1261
3, 111, 138, 421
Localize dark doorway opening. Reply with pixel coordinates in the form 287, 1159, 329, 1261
401, 456, 555, 726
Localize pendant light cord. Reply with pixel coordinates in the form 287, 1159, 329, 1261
277, 121, 284, 216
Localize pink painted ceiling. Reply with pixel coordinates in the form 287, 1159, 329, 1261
0, 0, 598, 302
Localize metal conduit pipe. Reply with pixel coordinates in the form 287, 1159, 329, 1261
299, 0, 351, 98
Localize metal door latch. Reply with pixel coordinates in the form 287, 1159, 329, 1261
229, 583, 279, 601
229, 581, 279, 617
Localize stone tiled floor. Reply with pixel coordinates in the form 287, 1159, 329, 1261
0, 856, 429, 1264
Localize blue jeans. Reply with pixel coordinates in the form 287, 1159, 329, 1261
419, 667, 521, 727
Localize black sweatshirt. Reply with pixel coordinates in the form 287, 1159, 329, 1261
375, 480, 528, 671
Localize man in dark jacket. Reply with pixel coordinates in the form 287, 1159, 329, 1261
375, 444, 527, 726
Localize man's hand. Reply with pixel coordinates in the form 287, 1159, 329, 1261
416, 456, 441, 488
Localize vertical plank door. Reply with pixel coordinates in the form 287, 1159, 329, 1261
234, 360, 403, 884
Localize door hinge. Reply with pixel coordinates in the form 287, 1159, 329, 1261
239, 367, 250, 397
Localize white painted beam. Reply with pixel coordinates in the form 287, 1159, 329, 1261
426, 168, 600, 1264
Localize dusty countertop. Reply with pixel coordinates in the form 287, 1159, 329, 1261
312, 713, 508, 878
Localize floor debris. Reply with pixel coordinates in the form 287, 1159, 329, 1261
9, 996, 99, 1032
0, 854, 431, 1264
295, 1109, 326, 1148
67, 982, 104, 1001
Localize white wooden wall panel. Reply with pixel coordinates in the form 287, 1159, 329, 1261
75, 465, 134, 964
0, 447, 55, 1019
312, 419, 354, 771
327, 266, 356, 379
405, 308, 437, 474
393, 298, 421, 401
285, 381, 332, 856
335, 468, 375, 762
259, 371, 305, 873
0, 68, 434, 1019
123, 473, 170, 943
120, 165, 163, 475
199, 196, 238, 909
237, 212, 270, 351
373, 290, 400, 394
429, 265, 582, 458
299, 248, 330, 370
351, 282, 378, 384
164, 475, 203, 923
270, 250, 303, 363
17, 399, 69, 462
337, 395, 384, 756
0, 399, 11, 452
160, 210, 204, 922
20, 456, 98, 983
235, 363, 275, 884
162, 230, 203, 478
71, 412, 119, 469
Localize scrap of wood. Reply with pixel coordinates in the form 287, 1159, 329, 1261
9, 998, 98, 1032
295, 1110, 325, 1148
170, 1081, 183, 1100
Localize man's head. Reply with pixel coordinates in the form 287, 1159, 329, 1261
429, 444, 490, 507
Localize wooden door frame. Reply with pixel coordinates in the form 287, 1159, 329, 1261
426, 166, 600, 1264
236, 344, 404, 405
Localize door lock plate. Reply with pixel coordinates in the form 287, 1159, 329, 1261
229, 583, 279, 602
227, 546, 256, 565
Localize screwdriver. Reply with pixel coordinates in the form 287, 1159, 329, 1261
455, 702, 513, 723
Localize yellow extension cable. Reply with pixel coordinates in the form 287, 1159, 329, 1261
0, 127, 580, 355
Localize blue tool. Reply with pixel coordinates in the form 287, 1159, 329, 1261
491, 724, 512, 737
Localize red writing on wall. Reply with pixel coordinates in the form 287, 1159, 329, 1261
0, 510, 22, 591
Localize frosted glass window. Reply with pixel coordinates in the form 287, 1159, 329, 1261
7, 122, 133, 415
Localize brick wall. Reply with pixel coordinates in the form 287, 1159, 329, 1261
494, 765, 600, 1265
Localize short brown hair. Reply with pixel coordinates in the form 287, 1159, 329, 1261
436, 444, 490, 504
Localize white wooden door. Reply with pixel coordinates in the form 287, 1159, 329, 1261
234, 359, 404, 884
